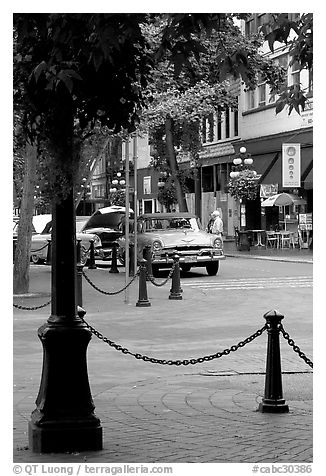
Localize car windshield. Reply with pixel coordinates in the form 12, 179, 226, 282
141, 217, 199, 232
76, 221, 87, 232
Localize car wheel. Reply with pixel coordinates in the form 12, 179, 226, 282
152, 265, 160, 277
31, 254, 44, 264
206, 262, 219, 276
181, 264, 192, 273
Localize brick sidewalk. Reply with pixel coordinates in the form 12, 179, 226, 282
14, 372, 312, 463
13, 257, 313, 464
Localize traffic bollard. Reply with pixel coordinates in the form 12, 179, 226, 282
46, 239, 52, 265
129, 243, 135, 277
76, 263, 83, 307
143, 245, 153, 281
76, 239, 82, 264
169, 254, 182, 300
136, 259, 151, 307
88, 240, 97, 269
13, 237, 17, 262
258, 310, 289, 413
109, 242, 119, 273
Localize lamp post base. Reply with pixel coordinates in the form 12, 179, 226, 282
28, 320, 103, 453
28, 420, 103, 453
258, 399, 289, 413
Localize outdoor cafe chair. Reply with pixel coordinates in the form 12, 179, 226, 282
266, 231, 278, 248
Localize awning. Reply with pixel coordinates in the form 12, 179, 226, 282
261, 193, 307, 207
257, 147, 313, 189
200, 155, 234, 167
303, 168, 313, 189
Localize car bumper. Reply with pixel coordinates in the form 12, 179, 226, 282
152, 250, 225, 265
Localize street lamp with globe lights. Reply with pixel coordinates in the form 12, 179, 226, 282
228, 147, 260, 230
108, 171, 126, 205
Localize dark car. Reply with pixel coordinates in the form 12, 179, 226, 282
81, 206, 133, 260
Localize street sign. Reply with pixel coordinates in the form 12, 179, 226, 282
282, 143, 301, 188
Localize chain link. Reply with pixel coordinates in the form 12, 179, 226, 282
279, 324, 313, 368
30, 242, 49, 253
81, 316, 268, 366
82, 268, 140, 295
13, 299, 51, 310
146, 262, 176, 287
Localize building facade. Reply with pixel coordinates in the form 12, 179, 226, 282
194, 14, 313, 235
86, 14, 313, 240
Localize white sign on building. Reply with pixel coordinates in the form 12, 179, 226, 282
282, 143, 301, 188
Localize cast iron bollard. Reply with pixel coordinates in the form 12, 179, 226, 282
143, 245, 153, 281
109, 242, 119, 274
136, 259, 151, 307
88, 239, 97, 269
169, 254, 182, 300
76, 240, 83, 307
46, 239, 52, 265
76, 263, 83, 307
258, 310, 289, 413
129, 243, 135, 277
13, 237, 17, 262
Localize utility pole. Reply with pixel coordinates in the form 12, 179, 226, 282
124, 138, 130, 304
133, 134, 138, 274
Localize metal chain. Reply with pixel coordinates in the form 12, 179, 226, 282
279, 324, 313, 368
146, 262, 176, 287
82, 268, 140, 295
81, 317, 268, 366
13, 299, 51, 310
30, 242, 49, 253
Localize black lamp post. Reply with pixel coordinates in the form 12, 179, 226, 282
28, 107, 103, 453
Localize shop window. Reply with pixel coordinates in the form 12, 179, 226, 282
143, 176, 151, 195
217, 106, 222, 140
208, 113, 215, 142
201, 118, 207, 143
258, 75, 266, 107
246, 90, 256, 110
233, 108, 239, 136
202, 166, 214, 192
308, 69, 313, 93
291, 61, 301, 86
225, 108, 230, 138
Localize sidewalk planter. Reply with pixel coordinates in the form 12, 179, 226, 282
237, 231, 251, 251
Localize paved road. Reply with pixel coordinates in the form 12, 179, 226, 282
12, 256, 313, 466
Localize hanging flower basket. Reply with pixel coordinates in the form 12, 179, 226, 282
227, 169, 260, 201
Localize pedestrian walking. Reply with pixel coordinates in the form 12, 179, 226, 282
211, 210, 224, 241
206, 212, 215, 233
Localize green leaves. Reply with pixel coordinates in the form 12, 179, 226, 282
227, 170, 260, 201
275, 84, 308, 115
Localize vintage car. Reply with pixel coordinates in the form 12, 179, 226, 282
30, 215, 102, 265
118, 212, 225, 276
80, 206, 133, 260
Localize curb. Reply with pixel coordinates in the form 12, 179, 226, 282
224, 253, 313, 264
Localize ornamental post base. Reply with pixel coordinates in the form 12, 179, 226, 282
258, 399, 289, 413
28, 420, 103, 453
28, 319, 103, 453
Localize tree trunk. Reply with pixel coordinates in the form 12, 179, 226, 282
13, 141, 38, 294
164, 116, 188, 212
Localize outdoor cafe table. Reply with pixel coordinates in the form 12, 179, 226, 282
250, 229, 265, 247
